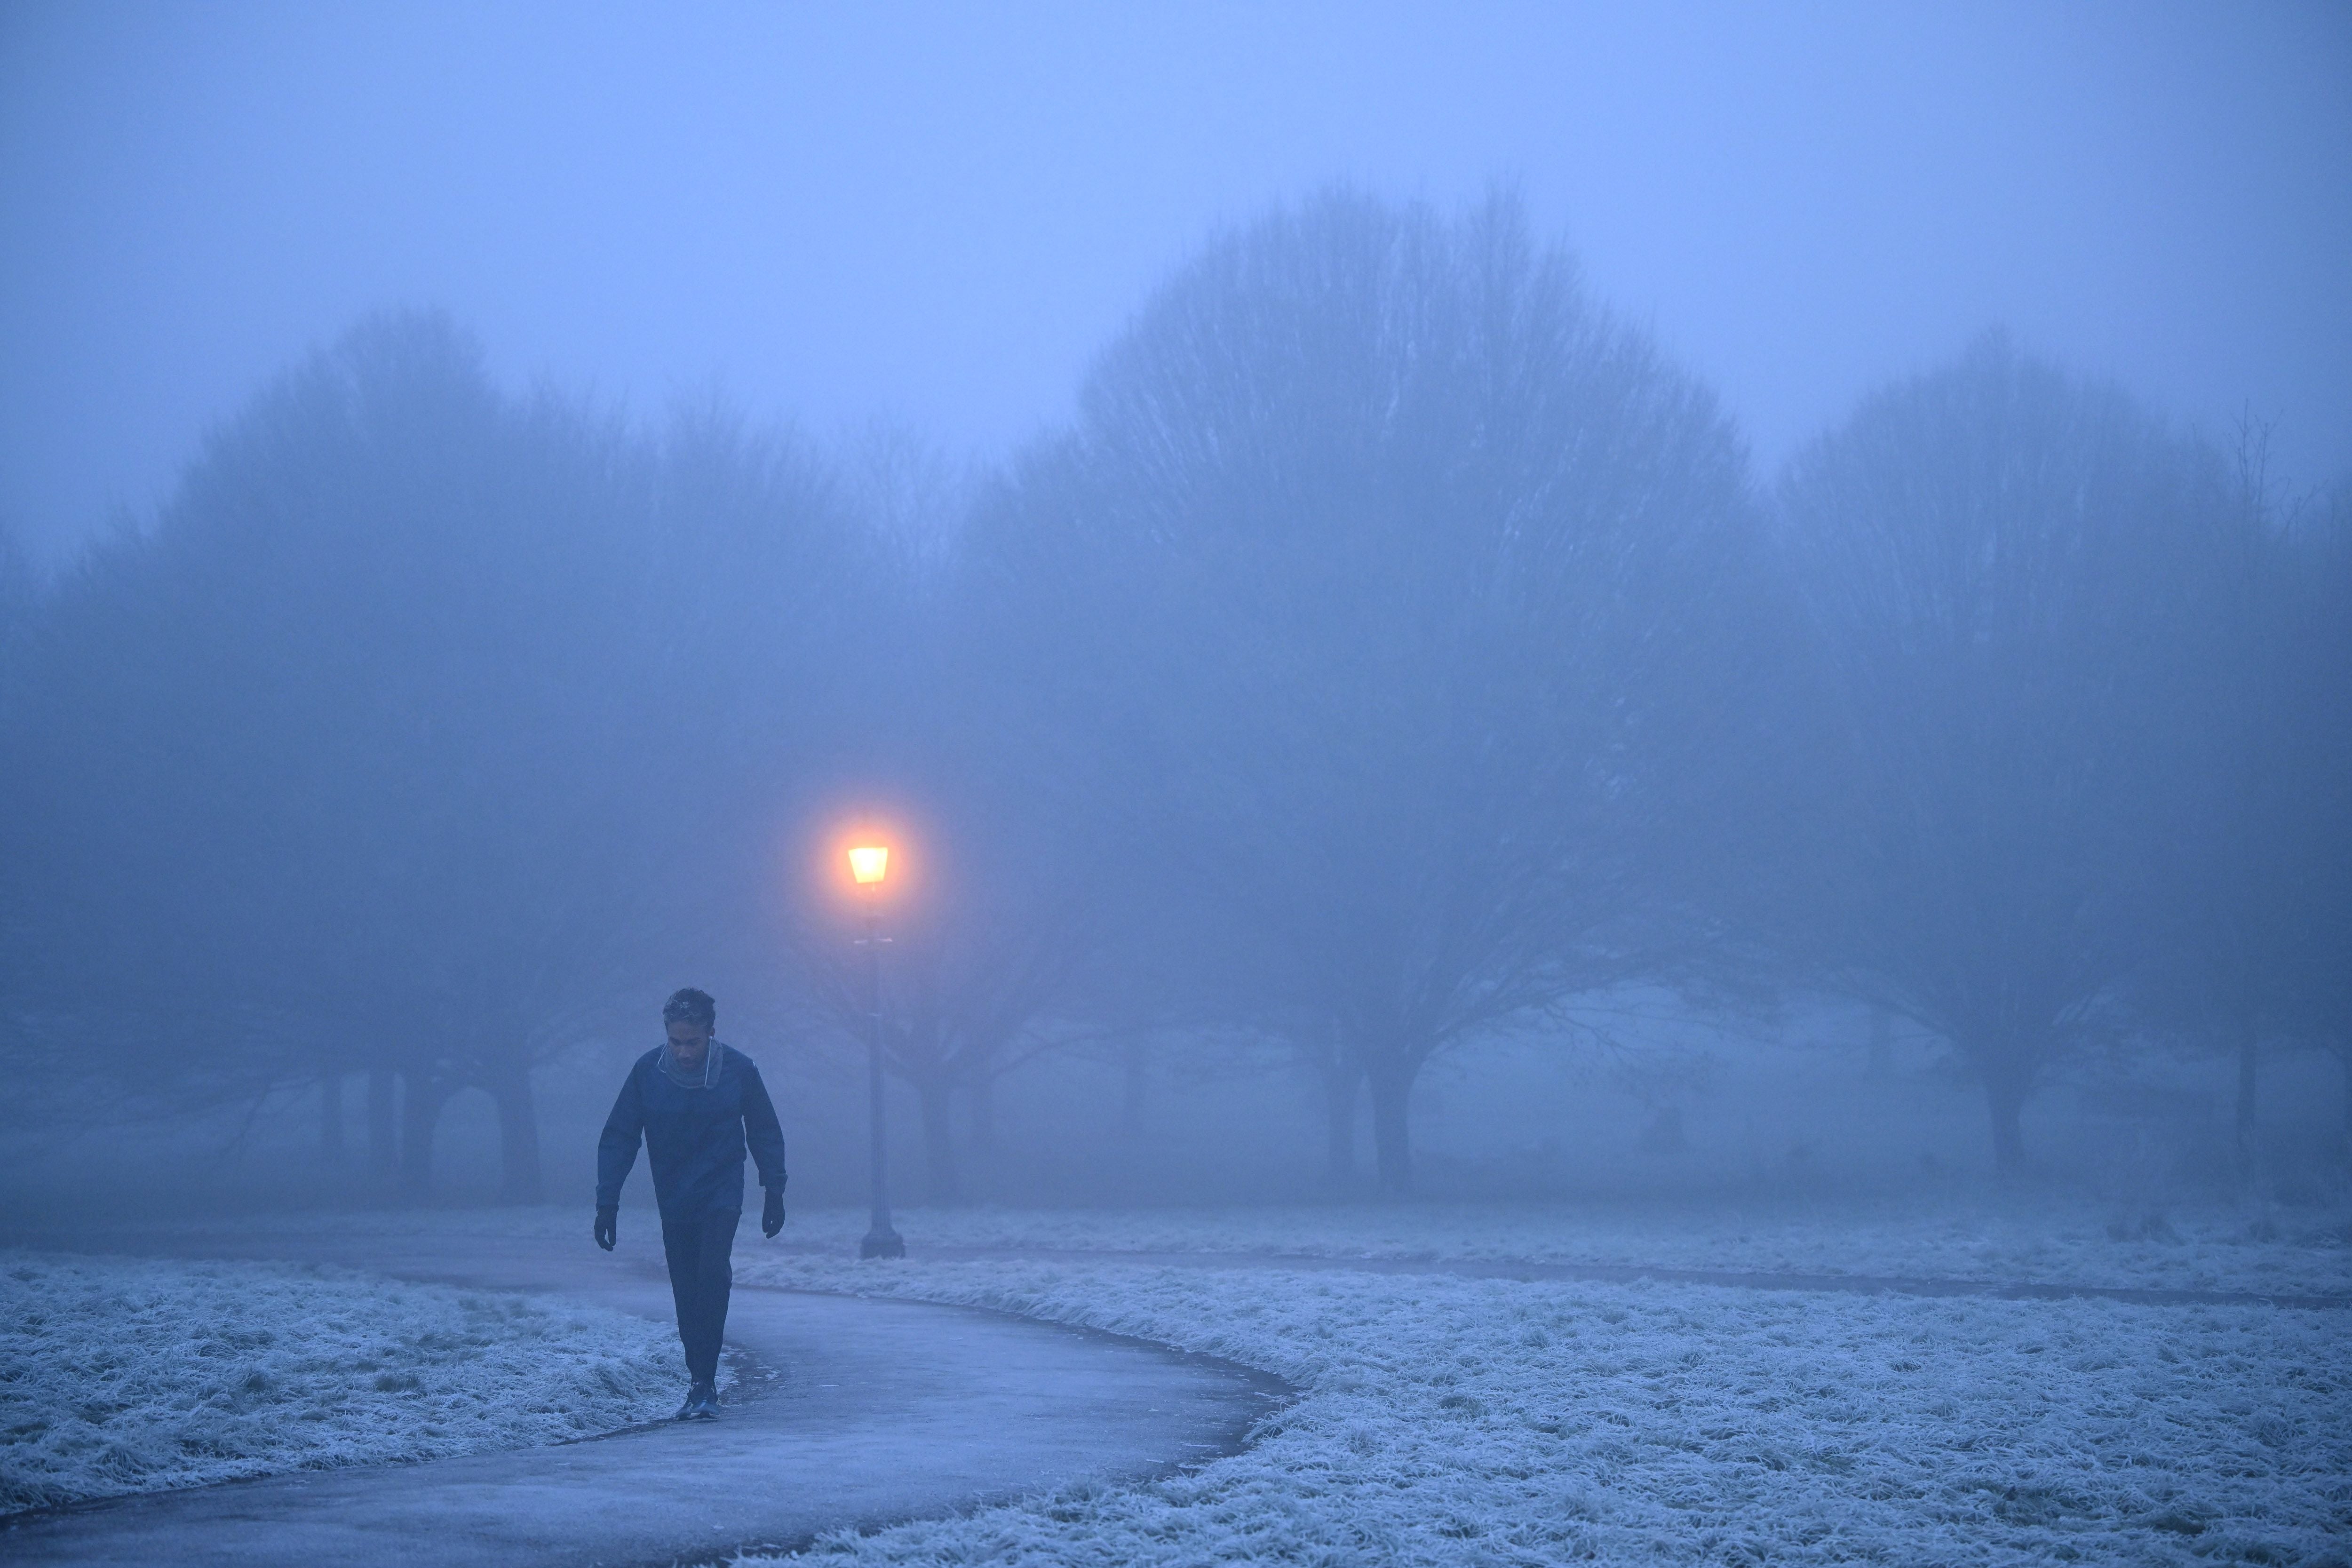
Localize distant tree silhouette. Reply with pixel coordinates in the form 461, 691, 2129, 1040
1773, 337, 2230, 1169
2113, 425, 2347, 1175
783, 449, 1104, 1207
970, 190, 1759, 1195
1, 314, 861, 1199
2260, 492, 2352, 1137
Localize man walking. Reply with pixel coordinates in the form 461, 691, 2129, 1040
595, 987, 787, 1420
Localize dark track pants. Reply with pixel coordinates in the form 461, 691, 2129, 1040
659, 1209, 740, 1384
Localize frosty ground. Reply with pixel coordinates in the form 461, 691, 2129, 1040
221, 1197, 2352, 1564
721, 1194, 2345, 1567
291, 1189, 2352, 1297
757, 1194, 2352, 1297
725, 1249, 2348, 1567
0, 1252, 677, 1512
13, 1195, 2348, 1565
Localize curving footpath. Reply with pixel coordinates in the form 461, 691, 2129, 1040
0, 1225, 1287, 1568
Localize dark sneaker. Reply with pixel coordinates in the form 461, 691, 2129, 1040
674, 1384, 700, 1421
685, 1380, 720, 1421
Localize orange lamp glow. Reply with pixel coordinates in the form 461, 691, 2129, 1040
848, 844, 890, 886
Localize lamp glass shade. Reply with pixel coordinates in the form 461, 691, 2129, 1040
848, 845, 890, 886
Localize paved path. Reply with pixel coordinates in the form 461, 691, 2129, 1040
0, 1226, 1287, 1568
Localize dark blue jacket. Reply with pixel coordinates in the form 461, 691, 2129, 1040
596, 1043, 787, 1220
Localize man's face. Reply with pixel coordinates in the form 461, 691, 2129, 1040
667, 1019, 711, 1069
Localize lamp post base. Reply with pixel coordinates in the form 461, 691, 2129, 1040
858, 1225, 906, 1259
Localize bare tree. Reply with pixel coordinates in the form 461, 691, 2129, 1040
968, 190, 1756, 1195
783, 488, 1103, 1205
1772, 336, 2230, 1170
0, 315, 859, 1199
2116, 422, 2336, 1176
2263, 490, 2352, 1137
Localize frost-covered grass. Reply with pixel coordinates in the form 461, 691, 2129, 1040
74, 1203, 2352, 1560
760, 1195, 2352, 1297
732, 1253, 2352, 1568
0, 1251, 678, 1512
193, 1189, 2352, 1297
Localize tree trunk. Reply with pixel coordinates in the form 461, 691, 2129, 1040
1322, 1054, 1360, 1188
1365, 1060, 1415, 1199
917, 1078, 960, 1206
398, 1073, 450, 1202
319, 1072, 345, 1163
366, 1070, 398, 1179
490, 1063, 544, 1204
2234, 1032, 2259, 1178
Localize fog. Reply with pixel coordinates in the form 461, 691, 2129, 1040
2, 6, 2349, 1230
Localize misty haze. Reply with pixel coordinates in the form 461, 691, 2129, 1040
2, 6, 2348, 1566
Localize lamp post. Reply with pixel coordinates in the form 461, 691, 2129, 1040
849, 843, 905, 1259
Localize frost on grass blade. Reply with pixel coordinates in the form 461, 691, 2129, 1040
0, 1252, 676, 1512
730, 1250, 2351, 1568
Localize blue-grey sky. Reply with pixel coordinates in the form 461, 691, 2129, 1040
4, 1, 2348, 566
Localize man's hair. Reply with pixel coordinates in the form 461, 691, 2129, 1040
662, 987, 717, 1029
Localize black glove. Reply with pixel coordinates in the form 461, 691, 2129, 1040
761, 1186, 786, 1239
594, 1206, 617, 1251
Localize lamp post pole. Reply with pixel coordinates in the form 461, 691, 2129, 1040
853, 864, 905, 1260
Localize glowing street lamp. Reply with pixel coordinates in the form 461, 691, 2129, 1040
849, 841, 905, 1260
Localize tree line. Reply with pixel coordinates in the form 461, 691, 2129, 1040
2, 189, 2345, 1200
